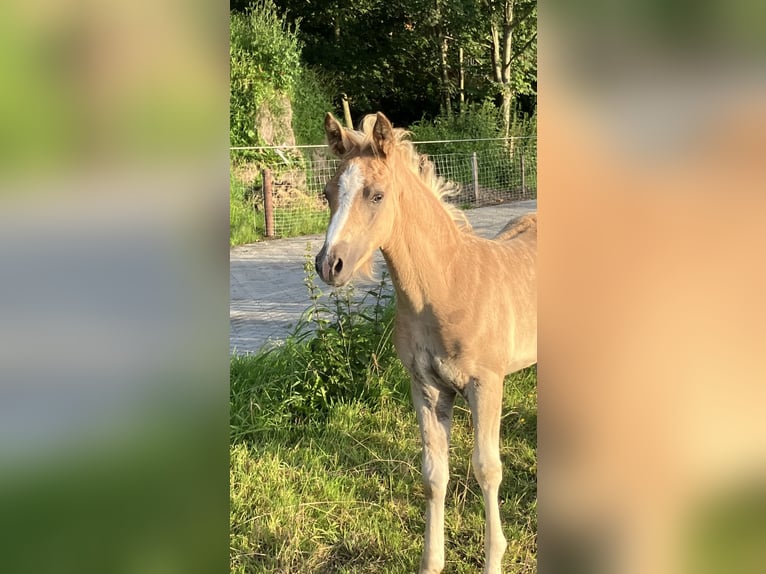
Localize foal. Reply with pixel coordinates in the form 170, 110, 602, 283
315, 112, 537, 574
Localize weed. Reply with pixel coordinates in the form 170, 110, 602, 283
230, 254, 537, 573
230, 254, 403, 438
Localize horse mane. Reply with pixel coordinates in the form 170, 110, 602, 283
340, 114, 473, 232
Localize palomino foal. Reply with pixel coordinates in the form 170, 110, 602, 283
315, 112, 537, 574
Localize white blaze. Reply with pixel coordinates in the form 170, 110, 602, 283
325, 162, 363, 248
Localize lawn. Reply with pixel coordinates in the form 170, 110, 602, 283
229, 272, 537, 573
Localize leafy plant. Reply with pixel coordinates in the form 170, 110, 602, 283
291, 67, 337, 145
230, 168, 264, 246
410, 101, 535, 152
408, 103, 537, 199
230, 0, 302, 151
230, 254, 403, 439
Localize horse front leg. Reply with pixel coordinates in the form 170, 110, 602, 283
467, 375, 507, 574
411, 381, 456, 574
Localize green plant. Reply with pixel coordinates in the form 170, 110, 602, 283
294, 258, 401, 411
230, 254, 403, 437
291, 67, 338, 145
410, 102, 536, 152
408, 103, 537, 200
230, 1, 302, 152
229, 254, 538, 573
230, 166, 264, 246
410, 102, 501, 153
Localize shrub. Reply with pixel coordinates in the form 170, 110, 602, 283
409, 101, 502, 153
230, 0, 302, 150
291, 67, 337, 146
409, 103, 537, 199
230, 256, 405, 440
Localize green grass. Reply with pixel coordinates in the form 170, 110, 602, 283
230, 369, 536, 574
230, 174, 264, 246
230, 172, 328, 246
230, 266, 537, 573
273, 208, 327, 239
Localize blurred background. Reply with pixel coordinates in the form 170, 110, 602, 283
0, 1, 229, 573
539, 0, 766, 573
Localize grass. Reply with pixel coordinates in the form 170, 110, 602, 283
230, 264, 537, 572
273, 208, 327, 239
230, 170, 328, 246
230, 175, 265, 246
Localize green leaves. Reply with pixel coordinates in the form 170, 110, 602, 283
230, 259, 402, 439
230, 1, 302, 148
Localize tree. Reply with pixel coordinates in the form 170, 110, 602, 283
261, 0, 537, 127
275, 0, 446, 124
485, 0, 537, 137
422, 0, 484, 116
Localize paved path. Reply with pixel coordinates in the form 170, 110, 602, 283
230, 200, 536, 354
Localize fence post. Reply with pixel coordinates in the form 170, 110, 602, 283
471, 152, 480, 204
262, 168, 275, 238
341, 93, 353, 129
520, 151, 526, 196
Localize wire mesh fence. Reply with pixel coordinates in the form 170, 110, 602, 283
230, 137, 536, 240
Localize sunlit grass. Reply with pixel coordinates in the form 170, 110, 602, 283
230, 268, 537, 572
230, 174, 327, 246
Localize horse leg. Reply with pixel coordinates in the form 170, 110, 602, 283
411, 381, 456, 574
467, 376, 507, 574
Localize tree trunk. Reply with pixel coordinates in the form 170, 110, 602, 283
490, 22, 502, 84
490, 1, 518, 140
501, 87, 513, 140
439, 35, 451, 116
458, 46, 465, 113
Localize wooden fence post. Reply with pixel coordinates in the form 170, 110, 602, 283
520, 151, 526, 196
341, 93, 353, 129
262, 168, 275, 238
471, 152, 480, 204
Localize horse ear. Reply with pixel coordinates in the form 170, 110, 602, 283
372, 112, 395, 156
325, 112, 349, 156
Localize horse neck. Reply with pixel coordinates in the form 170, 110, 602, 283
380, 168, 463, 313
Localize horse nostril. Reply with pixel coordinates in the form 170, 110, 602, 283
333, 258, 343, 275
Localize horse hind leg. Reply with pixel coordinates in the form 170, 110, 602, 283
411, 381, 456, 574
467, 376, 508, 574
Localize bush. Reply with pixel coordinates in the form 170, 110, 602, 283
410, 101, 536, 153
409, 103, 537, 199
230, 258, 406, 439
229, 170, 263, 246
291, 67, 337, 146
230, 0, 302, 150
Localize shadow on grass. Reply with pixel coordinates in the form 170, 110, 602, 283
230, 260, 535, 572
230, 364, 537, 574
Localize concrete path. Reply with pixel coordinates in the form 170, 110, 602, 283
230, 200, 536, 354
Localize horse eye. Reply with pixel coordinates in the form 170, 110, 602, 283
371, 193, 384, 204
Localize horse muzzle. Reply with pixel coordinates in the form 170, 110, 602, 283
315, 244, 351, 286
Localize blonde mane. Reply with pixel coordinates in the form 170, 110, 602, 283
339, 114, 472, 232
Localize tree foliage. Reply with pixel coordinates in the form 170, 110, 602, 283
230, 1, 303, 147
274, 0, 535, 126
485, 0, 537, 135
230, 0, 537, 135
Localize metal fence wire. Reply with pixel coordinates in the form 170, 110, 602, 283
231, 137, 536, 239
